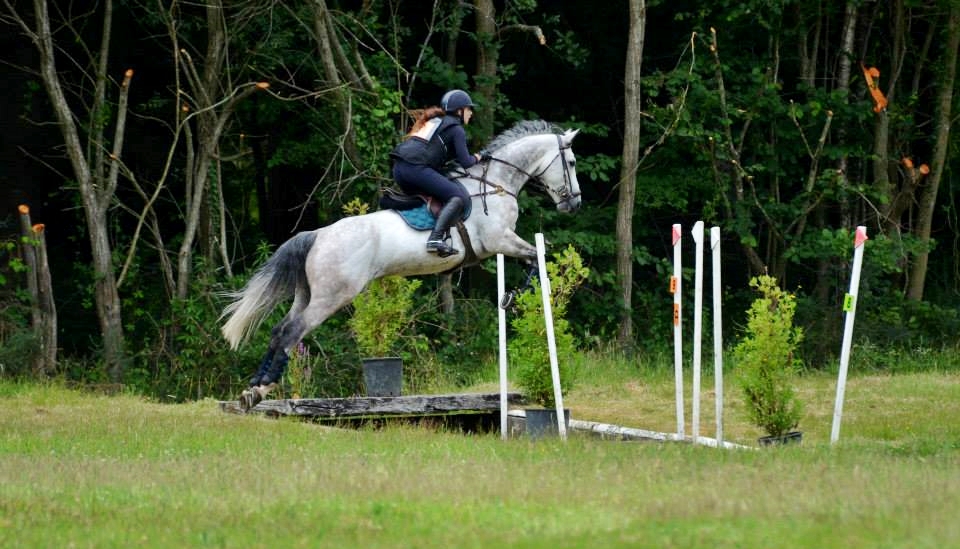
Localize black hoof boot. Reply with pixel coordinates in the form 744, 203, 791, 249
239, 388, 262, 412
248, 349, 278, 387
258, 350, 289, 386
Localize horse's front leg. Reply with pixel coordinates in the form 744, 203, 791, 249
492, 228, 539, 262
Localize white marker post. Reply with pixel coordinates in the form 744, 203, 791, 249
671, 224, 684, 438
691, 221, 705, 443
535, 233, 567, 440
831, 226, 868, 444
710, 226, 724, 446
497, 254, 509, 440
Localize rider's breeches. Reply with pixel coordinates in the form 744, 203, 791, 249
392, 161, 469, 205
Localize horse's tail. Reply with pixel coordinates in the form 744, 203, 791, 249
220, 231, 318, 350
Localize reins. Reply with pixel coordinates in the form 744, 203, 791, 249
453, 134, 579, 215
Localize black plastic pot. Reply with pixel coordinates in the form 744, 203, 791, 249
361, 357, 402, 397
758, 430, 803, 446
524, 408, 571, 439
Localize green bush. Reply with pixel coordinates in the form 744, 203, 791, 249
0, 238, 37, 379
342, 199, 423, 359
733, 275, 804, 438
510, 245, 589, 408
349, 275, 423, 357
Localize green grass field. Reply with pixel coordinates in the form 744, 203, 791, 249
1, 367, 958, 548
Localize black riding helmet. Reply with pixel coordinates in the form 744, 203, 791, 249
441, 89, 475, 113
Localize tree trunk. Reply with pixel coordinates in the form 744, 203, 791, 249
796, 3, 821, 88
28, 0, 128, 380
907, 3, 960, 300
812, 1, 857, 305
312, 0, 361, 166
615, 0, 646, 349
443, 0, 464, 69
473, 0, 497, 142
31, 224, 57, 376
18, 205, 56, 376
876, 0, 907, 227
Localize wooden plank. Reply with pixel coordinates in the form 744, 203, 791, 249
220, 392, 525, 418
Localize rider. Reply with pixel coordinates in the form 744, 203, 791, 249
390, 89, 487, 257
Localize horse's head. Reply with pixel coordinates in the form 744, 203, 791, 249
477, 121, 583, 212
531, 129, 582, 213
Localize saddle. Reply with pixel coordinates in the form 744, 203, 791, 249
378, 183, 473, 232
379, 187, 443, 216
378, 184, 479, 268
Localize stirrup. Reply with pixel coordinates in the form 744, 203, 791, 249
427, 239, 459, 258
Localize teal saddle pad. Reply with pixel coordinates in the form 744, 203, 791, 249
389, 197, 473, 232
383, 179, 472, 231
394, 204, 437, 231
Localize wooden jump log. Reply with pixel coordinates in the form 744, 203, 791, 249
220, 392, 526, 420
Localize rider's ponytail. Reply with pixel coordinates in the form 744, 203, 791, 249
406, 106, 445, 137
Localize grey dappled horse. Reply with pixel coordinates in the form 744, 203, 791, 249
220, 120, 582, 410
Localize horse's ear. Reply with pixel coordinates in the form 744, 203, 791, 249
561, 128, 580, 146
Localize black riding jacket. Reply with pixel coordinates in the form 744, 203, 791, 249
390, 115, 478, 170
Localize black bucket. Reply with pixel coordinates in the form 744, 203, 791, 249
524, 408, 571, 439
362, 357, 403, 397
758, 431, 803, 447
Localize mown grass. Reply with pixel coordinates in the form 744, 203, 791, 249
1, 364, 958, 548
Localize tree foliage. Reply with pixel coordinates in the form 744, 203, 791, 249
4, 1, 960, 395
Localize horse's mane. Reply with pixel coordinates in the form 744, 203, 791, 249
482, 120, 560, 153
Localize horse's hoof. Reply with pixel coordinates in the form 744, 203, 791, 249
239, 389, 262, 412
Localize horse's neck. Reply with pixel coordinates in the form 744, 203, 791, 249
466, 140, 541, 195
464, 164, 526, 196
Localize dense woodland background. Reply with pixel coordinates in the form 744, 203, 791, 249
2, 0, 959, 398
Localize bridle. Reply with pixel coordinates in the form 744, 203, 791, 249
466, 134, 580, 214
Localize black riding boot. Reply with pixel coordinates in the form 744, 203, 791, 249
426, 196, 464, 257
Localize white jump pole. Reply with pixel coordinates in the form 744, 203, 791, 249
671, 224, 685, 438
691, 221, 705, 443
831, 226, 868, 444
710, 226, 724, 446
497, 253, 509, 440
535, 233, 567, 440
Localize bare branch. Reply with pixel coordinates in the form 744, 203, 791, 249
0, 0, 39, 42
103, 68, 133, 209
497, 23, 545, 44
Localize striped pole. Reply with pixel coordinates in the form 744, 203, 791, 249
691, 221, 705, 443
710, 226, 724, 446
831, 226, 868, 444
497, 254, 509, 440
672, 224, 684, 438
535, 233, 567, 440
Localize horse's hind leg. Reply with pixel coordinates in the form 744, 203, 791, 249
239, 289, 310, 411
239, 289, 362, 411
239, 325, 298, 411
239, 315, 317, 411
246, 326, 283, 387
